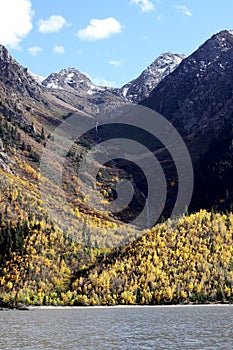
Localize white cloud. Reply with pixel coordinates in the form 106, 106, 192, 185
175, 5, 192, 17
53, 45, 65, 54
38, 15, 67, 33
77, 17, 123, 41
28, 46, 43, 56
109, 60, 124, 67
0, 0, 33, 49
130, 0, 154, 13
92, 77, 117, 87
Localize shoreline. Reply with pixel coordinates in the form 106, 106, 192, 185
26, 303, 233, 310
1, 302, 233, 311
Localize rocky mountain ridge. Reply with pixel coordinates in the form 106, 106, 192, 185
143, 29, 233, 210
41, 52, 185, 106
0, 30, 233, 214
0, 45, 44, 102
41, 67, 125, 115
144, 30, 233, 138
118, 52, 184, 103
1, 30, 233, 307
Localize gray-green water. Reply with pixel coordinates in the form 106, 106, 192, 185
1, 305, 233, 349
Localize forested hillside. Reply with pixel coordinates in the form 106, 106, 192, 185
1, 31, 233, 307
1, 210, 233, 306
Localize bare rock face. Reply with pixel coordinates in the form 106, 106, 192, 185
0, 45, 59, 129
41, 54, 184, 113
1, 31, 233, 213
0, 45, 43, 101
144, 30, 233, 137
0, 138, 12, 173
43, 68, 93, 91
42, 67, 127, 115
143, 30, 233, 211
118, 53, 184, 103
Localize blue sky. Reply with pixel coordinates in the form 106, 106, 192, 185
0, 0, 233, 87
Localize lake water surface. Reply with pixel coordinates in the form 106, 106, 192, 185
0, 305, 233, 349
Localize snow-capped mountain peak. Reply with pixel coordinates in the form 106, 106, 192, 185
119, 52, 185, 103
42, 67, 93, 91
41, 53, 185, 106
29, 72, 46, 85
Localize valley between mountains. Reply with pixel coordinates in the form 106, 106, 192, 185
1, 30, 233, 307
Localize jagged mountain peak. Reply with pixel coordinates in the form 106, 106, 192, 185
42, 67, 93, 90
193, 29, 233, 60
42, 52, 185, 104
149, 51, 185, 64
214, 29, 233, 38
0, 44, 45, 103
140, 52, 185, 78
119, 52, 185, 103
173, 29, 233, 80
140, 52, 185, 82
41, 66, 125, 115
0, 45, 13, 64
144, 28, 233, 138
59, 67, 92, 84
